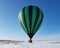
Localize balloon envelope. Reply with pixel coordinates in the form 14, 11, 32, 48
18, 5, 43, 39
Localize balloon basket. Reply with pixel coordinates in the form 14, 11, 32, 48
28, 39, 32, 43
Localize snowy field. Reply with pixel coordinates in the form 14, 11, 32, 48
0, 40, 60, 48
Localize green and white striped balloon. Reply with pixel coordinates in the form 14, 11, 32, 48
18, 5, 43, 39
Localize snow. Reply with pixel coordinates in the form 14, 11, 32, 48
0, 40, 60, 48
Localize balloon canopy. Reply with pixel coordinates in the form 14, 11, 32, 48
18, 5, 43, 40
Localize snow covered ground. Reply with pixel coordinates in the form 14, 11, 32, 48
0, 40, 60, 48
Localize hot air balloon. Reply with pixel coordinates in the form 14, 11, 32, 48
18, 5, 43, 43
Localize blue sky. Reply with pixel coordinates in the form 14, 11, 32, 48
0, 0, 60, 41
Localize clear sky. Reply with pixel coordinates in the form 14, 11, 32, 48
0, 0, 60, 41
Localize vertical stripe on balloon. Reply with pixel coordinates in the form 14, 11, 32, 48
24, 7, 30, 33
32, 6, 36, 33
18, 11, 28, 33
29, 6, 32, 33
32, 7, 40, 33
22, 7, 29, 33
